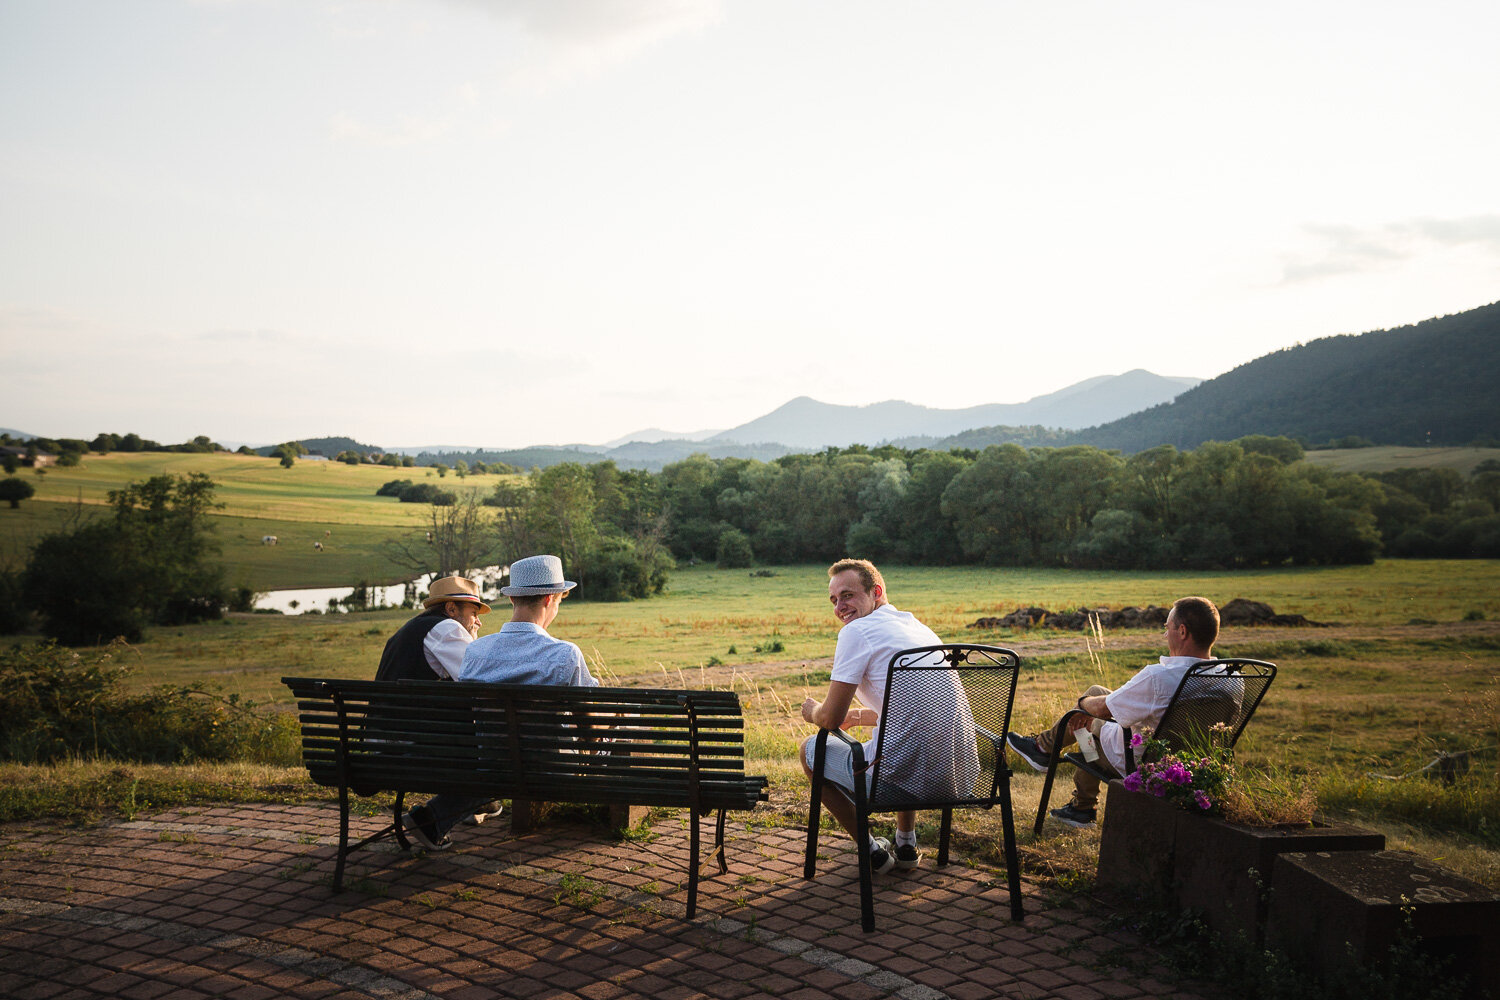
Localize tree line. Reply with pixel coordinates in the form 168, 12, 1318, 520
472, 436, 1500, 577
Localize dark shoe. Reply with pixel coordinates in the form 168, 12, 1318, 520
894, 842, 921, 870
1048, 803, 1097, 829
868, 838, 896, 875
402, 807, 450, 851
1006, 732, 1051, 772
465, 801, 504, 826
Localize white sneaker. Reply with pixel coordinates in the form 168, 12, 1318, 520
466, 801, 504, 826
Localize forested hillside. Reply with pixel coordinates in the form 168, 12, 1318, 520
1071, 301, 1500, 452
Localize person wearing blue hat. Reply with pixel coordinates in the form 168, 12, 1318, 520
401, 554, 599, 851
458, 554, 597, 687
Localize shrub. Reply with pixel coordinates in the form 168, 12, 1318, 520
716, 528, 754, 569
0, 640, 296, 765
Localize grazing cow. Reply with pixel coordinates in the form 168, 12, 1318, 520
314, 540, 323, 551
262, 535, 278, 546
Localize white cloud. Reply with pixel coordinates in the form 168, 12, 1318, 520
1280, 214, 1500, 284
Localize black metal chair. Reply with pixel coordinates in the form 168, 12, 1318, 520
804, 643, 1024, 931
1031, 657, 1277, 834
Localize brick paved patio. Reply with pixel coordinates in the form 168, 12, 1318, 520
0, 802, 1207, 999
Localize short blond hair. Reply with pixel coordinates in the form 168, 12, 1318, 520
828, 558, 884, 595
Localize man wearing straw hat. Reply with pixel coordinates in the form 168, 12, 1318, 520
401, 555, 597, 850
374, 575, 489, 682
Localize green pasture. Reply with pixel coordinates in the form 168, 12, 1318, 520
0, 451, 518, 586
10, 451, 505, 524
1301, 445, 1500, 475
112, 559, 1500, 704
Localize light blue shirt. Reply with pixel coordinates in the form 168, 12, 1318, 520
458, 621, 598, 687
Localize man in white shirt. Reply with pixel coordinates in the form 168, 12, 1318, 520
402, 555, 596, 850
800, 559, 979, 875
1006, 596, 1220, 829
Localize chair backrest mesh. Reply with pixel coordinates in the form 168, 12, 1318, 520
1151, 658, 1276, 756
869, 644, 1020, 808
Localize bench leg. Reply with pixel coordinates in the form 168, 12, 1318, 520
511, 799, 537, 834
714, 808, 728, 875
609, 803, 647, 830
333, 783, 350, 891
687, 807, 701, 919
392, 791, 410, 852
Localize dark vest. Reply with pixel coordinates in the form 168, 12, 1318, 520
375, 610, 450, 682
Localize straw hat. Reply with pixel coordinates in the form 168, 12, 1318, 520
501, 554, 577, 596
422, 575, 491, 613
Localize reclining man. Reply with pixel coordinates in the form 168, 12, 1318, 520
1006, 595, 1220, 829
401, 554, 598, 850
800, 559, 979, 874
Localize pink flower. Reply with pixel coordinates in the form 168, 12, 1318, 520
1193, 790, 1212, 811
1130, 733, 1145, 749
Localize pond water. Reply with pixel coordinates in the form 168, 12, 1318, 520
253, 564, 508, 615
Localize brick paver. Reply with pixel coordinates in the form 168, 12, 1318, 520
0, 803, 1209, 999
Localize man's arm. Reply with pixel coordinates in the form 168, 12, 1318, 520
801, 681, 874, 731
1066, 692, 1111, 734
423, 618, 473, 680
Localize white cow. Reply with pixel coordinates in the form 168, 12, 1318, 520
262, 535, 278, 546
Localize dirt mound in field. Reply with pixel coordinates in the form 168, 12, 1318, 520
968, 597, 1326, 631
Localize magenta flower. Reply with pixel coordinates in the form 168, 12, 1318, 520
1193, 790, 1212, 811
1130, 733, 1145, 749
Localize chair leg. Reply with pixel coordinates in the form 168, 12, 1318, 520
1033, 759, 1058, 835
804, 776, 823, 880
855, 807, 874, 933
938, 807, 953, 867
999, 773, 1024, 921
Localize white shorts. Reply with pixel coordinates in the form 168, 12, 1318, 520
804, 736, 874, 797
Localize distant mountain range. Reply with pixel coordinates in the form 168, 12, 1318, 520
1065, 300, 1500, 452
687, 370, 1199, 452
404, 370, 1200, 469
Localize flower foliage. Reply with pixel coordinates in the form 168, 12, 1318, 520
1121, 725, 1236, 815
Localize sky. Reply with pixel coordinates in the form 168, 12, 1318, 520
2, 0, 1497, 450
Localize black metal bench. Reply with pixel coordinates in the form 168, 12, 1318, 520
283, 677, 769, 917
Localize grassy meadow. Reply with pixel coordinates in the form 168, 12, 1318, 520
1301, 445, 1500, 475
0, 451, 515, 588
3, 450, 1497, 887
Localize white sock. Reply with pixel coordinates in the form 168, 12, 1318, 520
894, 829, 917, 849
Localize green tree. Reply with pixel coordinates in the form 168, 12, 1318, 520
716, 527, 754, 568
23, 473, 228, 644
0, 477, 36, 508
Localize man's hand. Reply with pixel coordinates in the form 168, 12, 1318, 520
801, 698, 819, 725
